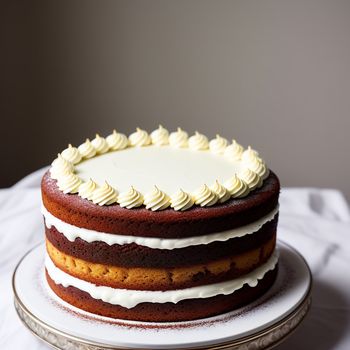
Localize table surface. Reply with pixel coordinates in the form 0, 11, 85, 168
1, 168, 349, 350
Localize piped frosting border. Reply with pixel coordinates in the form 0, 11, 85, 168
45, 250, 279, 308
49, 126, 270, 211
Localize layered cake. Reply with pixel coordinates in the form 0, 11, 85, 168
42, 126, 280, 322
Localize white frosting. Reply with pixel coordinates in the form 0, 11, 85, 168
170, 189, 194, 211
56, 173, 82, 194
75, 146, 244, 194
188, 132, 209, 151
78, 179, 97, 200
117, 186, 144, 209
238, 168, 262, 190
50, 154, 74, 180
78, 139, 96, 159
106, 130, 128, 151
143, 186, 171, 211
242, 146, 259, 162
91, 182, 118, 206
210, 180, 231, 203
50, 128, 271, 210
192, 184, 218, 207
209, 135, 228, 154
224, 140, 244, 160
91, 134, 109, 154
244, 157, 269, 180
224, 175, 250, 198
61, 144, 82, 165
45, 250, 279, 308
51, 153, 74, 171
41, 205, 279, 249
150, 125, 169, 146
168, 128, 188, 148
129, 128, 152, 147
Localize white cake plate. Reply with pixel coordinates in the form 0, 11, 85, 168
13, 241, 311, 350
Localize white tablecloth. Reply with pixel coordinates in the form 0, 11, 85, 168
1, 168, 349, 350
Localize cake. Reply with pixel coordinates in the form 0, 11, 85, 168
42, 126, 280, 322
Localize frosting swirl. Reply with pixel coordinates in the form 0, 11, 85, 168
57, 173, 82, 194
91, 134, 109, 154
78, 179, 97, 200
192, 184, 218, 207
106, 130, 128, 151
188, 132, 209, 151
78, 139, 96, 159
209, 135, 228, 154
238, 168, 262, 190
244, 157, 269, 180
91, 181, 118, 206
224, 174, 250, 198
224, 140, 244, 160
241, 146, 259, 162
117, 186, 144, 209
129, 128, 152, 147
170, 189, 194, 211
51, 153, 74, 171
144, 186, 170, 211
169, 128, 188, 148
61, 144, 82, 164
150, 125, 169, 146
210, 180, 231, 203
50, 154, 74, 180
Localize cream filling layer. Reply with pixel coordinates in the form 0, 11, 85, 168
42, 205, 279, 250
45, 250, 278, 308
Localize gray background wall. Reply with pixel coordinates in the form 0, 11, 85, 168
1, 0, 349, 198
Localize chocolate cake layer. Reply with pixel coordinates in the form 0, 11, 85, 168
46, 267, 278, 322
45, 216, 277, 268
41, 171, 280, 238
47, 236, 275, 290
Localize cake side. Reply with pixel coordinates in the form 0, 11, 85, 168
46, 267, 278, 322
46, 232, 276, 291
42, 126, 280, 322
41, 170, 279, 238
45, 215, 278, 268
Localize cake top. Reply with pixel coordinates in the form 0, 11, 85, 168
49, 126, 269, 211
